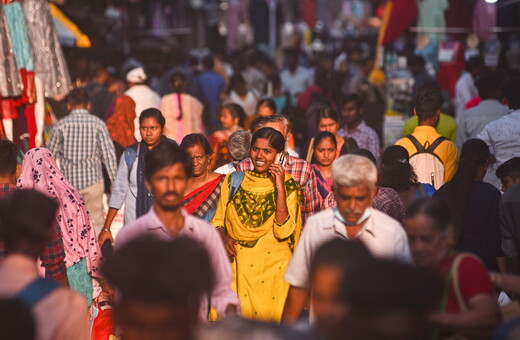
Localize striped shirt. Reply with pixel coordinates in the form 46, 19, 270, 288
46, 109, 117, 190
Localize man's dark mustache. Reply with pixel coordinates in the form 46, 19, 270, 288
161, 192, 181, 199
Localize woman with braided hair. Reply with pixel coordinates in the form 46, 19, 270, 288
159, 72, 205, 143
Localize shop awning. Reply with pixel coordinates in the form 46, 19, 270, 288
49, 3, 91, 48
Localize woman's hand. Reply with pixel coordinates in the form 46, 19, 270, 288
217, 228, 238, 259
98, 230, 114, 246
269, 163, 286, 190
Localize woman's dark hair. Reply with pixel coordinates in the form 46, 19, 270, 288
170, 72, 186, 120
139, 108, 166, 127
406, 197, 451, 233
223, 103, 246, 127
439, 138, 494, 236
340, 137, 359, 155
314, 131, 337, 149
145, 142, 192, 180
316, 107, 340, 126
180, 133, 213, 156
228, 74, 246, 94
379, 145, 418, 192
256, 98, 277, 114
350, 148, 376, 165
341, 93, 364, 108
251, 127, 285, 153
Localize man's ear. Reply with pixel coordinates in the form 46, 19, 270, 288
413, 108, 417, 116
145, 179, 151, 192
371, 185, 378, 199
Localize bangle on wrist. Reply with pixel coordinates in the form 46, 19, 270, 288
101, 228, 111, 232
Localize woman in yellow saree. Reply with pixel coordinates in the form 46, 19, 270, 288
211, 127, 301, 322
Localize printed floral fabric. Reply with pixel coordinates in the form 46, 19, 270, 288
17, 148, 102, 277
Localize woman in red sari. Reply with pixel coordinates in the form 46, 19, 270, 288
181, 133, 226, 222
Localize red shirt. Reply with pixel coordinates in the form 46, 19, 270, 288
435, 253, 494, 313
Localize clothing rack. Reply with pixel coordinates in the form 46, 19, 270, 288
410, 26, 520, 33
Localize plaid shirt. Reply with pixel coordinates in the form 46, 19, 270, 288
46, 109, 117, 191
0, 184, 67, 281
237, 153, 320, 222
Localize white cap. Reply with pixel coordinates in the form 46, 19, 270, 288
126, 67, 147, 83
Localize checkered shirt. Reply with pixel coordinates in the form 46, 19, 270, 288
46, 109, 117, 191
0, 184, 67, 281
237, 153, 320, 222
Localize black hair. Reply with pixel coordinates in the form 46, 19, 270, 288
341, 93, 364, 108
465, 56, 484, 73
256, 98, 277, 114
436, 139, 493, 236
202, 55, 215, 70
102, 236, 213, 307
406, 197, 452, 232
339, 138, 359, 156
180, 133, 213, 156
475, 72, 501, 100
0, 190, 58, 254
340, 258, 442, 315
414, 83, 443, 123
310, 238, 372, 281
408, 55, 426, 69
316, 107, 340, 125
66, 88, 90, 107
502, 76, 520, 110
144, 142, 192, 181
314, 131, 337, 149
314, 67, 332, 93
228, 74, 246, 94
250, 116, 264, 134
139, 108, 166, 127
496, 157, 520, 181
379, 145, 418, 192
0, 139, 18, 177
0, 299, 35, 340
251, 127, 285, 153
170, 72, 186, 121
223, 103, 247, 127
350, 148, 376, 165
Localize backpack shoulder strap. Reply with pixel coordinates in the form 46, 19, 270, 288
406, 134, 425, 153
124, 143, 138, 168
427, 136, 448, 153
16, 278, 60, 307
228, 171, 245, 201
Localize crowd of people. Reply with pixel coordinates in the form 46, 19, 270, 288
1, 45, 520, 340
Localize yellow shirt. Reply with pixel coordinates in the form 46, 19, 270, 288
395, 125, 459, 181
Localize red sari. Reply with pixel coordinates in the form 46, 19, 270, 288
183, 175, 225, 222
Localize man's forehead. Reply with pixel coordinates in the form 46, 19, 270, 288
335, 184, 370, 195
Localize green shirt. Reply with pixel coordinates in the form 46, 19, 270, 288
403, 113, 457, 143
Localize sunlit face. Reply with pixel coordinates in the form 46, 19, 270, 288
405, 214, 450, 268
318, 118, 339, 135
250, 138, 277, 174
341, 101, 362, 126
500, 176, 520, 193
140, 117, 163, 148
115, 301, 197, 340
146, 163, 187, 212
220, 109, 238, 130
257, 104, 276, 117
334, 184, 375, 224
186, 145, 210, 178
312, 266, 348, 340
314, 138, 337, 167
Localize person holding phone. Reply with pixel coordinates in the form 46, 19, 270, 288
211, 127, 302, 322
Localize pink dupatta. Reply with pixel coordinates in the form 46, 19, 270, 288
17, 148, 102, 277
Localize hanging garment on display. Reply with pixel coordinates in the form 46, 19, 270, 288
437, 40, 464, 99
473, 1, 496, 42
416, 0, 448, 41
4, 1, 36, 104
22, 0, 71, 98
0, 3, 22, 100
